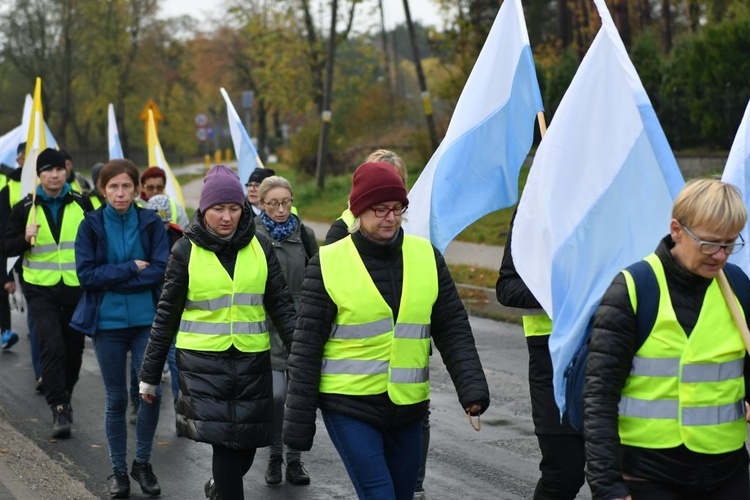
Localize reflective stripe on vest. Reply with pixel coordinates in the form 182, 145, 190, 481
175, 237, 270, 353
618, 253, 747, 454
22, 202, 85, 287
339, 208, 355, 230
318, 234, 438, 405
522, 313, 552, 337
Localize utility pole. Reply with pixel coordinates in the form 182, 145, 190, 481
378, 0, 393, 94
315, 0, 339, 189
403, 0, 439, 152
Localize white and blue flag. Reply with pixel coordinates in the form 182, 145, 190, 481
512, 0, 685, 414
403, 0, 543, 252
220, 87, 262, 192
108, 103, 124, 160
722, 100, 750, 276
0, 94, 57, 168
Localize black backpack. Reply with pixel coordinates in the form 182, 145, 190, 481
564, 260, 750, 432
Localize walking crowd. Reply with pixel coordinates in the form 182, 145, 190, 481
2, 141, 750, 500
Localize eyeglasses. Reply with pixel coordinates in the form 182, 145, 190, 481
370, 205, 407, 218
143, 184, 165, 192
246, 182, 261, 189
681, 224, 745, 255
264, 198, 293, 210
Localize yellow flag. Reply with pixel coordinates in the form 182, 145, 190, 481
146, 109, 185, 206
21, 77, 47, 198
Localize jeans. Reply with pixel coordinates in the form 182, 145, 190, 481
322, 409, 422, 500
269, 370, 301, 462
93, 326, 162, 473
414, 406, 430, 491
29, 296, 84, 406
212, 444, 256, 500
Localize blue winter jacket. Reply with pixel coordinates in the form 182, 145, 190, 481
71, 203, 169, 337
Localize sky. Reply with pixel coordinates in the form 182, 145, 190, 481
159, 0, 445, 31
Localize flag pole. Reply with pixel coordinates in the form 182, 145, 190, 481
716, 270, 750, 355
30, 173, 38, 247
537, 111, 547, 137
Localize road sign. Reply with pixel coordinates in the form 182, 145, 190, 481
195, 127, 209, 143
194, 113, 208, 127
242, 91, 254, 110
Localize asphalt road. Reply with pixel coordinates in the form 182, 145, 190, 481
0, 310, 592, 499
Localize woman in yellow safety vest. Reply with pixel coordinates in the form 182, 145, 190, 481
283, 161, 490, 500
585, 178, 750, 500
138, 164, 297, 500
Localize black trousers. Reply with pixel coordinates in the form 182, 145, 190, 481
29, 296, 84, 407
527, 335, 586, 500
626, 466, 750, 499
212, 445, 256, 500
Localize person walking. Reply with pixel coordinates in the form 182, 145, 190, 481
138, 166, 189, 228
245, 167, 276, 216
254, 175, 316, 487
72, 159, 168, 498
2, 148, 93, 438
284, 161, 490, 500
496, 210, 585, 499
139, 165, 297, 500
585, 178, 750, 500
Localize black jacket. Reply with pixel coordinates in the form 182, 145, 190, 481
2, 189, 92, 305
140, 205, 296, 450
283, 229, 490, 451
584, 236, 750, 499
324, 217, 349, 245
496, 209, 544, 310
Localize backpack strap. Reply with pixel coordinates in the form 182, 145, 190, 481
299, 223, 314, 266
623, 259, 660, 350
722, 263, 750, 322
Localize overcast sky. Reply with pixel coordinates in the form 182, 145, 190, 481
159, 0, 445, 30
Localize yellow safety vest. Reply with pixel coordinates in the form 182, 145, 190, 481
340, 208, 355, 230
22, 200, 85, 287
176, 238, 270, 353
319, 234, 438, 405
90, 196, 102, 209
618, 254, 747, 454
522, 313, 552, 337
69, 179, 83, 193
0, 174, 7, 194
8, 179, 22, 209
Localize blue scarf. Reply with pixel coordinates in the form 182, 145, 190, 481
261, 212, 298, 242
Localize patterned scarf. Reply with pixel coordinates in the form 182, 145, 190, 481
260, 212, 298, 242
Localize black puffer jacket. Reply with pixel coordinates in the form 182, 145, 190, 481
584, 236, 750, 499
283, 229, 490, 451
140, 205, 296, 450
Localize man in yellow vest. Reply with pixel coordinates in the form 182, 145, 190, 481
496, 210, 585, 500
585, 178, 750, 499
2, 148, 93, 439
0, 143, 22, 351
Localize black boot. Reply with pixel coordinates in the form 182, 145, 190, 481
51, 404, 72, 439
265, 455, 283, 485
108, 471, 130, 499
286, 460, 311, 485
130, 460, 161, 496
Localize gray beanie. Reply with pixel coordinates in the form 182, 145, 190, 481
199, 164, 245, 213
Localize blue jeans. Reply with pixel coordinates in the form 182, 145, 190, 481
93, 326, 162, 473
322, 409, 422, 500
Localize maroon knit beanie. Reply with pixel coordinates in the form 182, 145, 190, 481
140, 166, 166, 185
199, 164, 246, 213
348, 162, 409, 217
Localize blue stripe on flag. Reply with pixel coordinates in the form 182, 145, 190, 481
549, 129, 677, 412
429, 46, 541, 251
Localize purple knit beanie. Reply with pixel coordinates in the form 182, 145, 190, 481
199, 164, 245, 213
